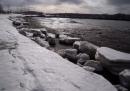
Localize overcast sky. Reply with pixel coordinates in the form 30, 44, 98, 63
0, 0, 130, 14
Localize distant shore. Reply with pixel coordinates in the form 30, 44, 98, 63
19, 11, 130, 21
44, 13, 130, 21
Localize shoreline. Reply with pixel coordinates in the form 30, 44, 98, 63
66, 28, 130, 53
9, 14, 130, 90
35, 17, 130, 53
0, 14, 118, 91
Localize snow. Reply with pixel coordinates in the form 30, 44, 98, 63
119, 69, 130, 88
96, 47, 130, 75
120, 69, 130, 77
0, 14, 117, 91
96, 47, 130, 62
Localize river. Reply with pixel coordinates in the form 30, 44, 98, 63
36, 17, 130, 53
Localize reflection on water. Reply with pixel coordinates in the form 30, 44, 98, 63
37, 17, 130, 31
36, 17, 130, 53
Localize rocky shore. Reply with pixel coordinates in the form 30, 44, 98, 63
36, 17, 130, 53
0, 14, 130, 91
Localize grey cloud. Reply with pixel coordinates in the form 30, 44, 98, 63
1, 0, 28, 7
108, 0, 130, 5
0, 0, 39, 7
57, 0, 84, 4
0, 0, 84, 7
0, 0, 130, 14
106, 0, 130, 14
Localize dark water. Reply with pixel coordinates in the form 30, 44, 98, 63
37, 17, 130, 53
34, 18, 130, 85
37, 18, 130, 31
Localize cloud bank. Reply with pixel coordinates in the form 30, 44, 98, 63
0, 0, 130, 14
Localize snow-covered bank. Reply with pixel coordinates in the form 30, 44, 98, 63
96, 47, 130, 75
0, 14, 117, 91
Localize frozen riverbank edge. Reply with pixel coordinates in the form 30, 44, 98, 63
0, 14, 117, 91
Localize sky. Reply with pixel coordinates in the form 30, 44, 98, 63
0, 0, 130, 14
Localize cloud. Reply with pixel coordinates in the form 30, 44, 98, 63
35, 4, 84, 13
0, 0, 24, 6
0, 0, 84, 6
108, 0, 130, 5
0, 0, 39, 7
57, 0, 84, 4
0, 0, 85, 12
106, 0, 130, 14
0, 0, 130, 14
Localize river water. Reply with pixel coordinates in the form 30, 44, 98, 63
37, 18, 130, 30
37, 17, 130, 53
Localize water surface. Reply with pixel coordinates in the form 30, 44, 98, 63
37, 17, 130, 53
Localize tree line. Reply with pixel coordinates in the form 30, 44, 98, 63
45, 13, 130, 21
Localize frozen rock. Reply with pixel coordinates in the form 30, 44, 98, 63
96, 47, 130, 75
59, 35, 80, 45
19, 29, 27, 36
59, 34, 67, 41
22, 22, 29, 26
12, 20, 21, 26
77, 53, 90, 60
18, 28, 32, 36
55, 31, 60, 38
77, 59, 87, 66
58, 49, 78, 63
84, 60, 103, 72
19, 28, 30, 32
18, 28, 33, 37
47, 33, 55, 38
0, 15, 117, 91
32, 29, 42, 37
40, 33, 46, 39
58, 49, 66, 57
77, 59, 90, 66
19, 28, 41, 35
40, 28, 48, 36
77, 53, 90, 65
119, 69, 130, 89
115, 85, 128, 91
16, 24, 27, 29
73, 41, 81, 49
64, 49, 78, 63
34, 37, 50, 48
59, 34, 68, 38
47, 33, 56, 46
58, 32, 70, 39
19, 28, 45, 38
73, 41, 99, 59
83, 66, 96, 72
30, 28, 41, 33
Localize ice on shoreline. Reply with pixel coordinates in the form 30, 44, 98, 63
0, 14, 117, 91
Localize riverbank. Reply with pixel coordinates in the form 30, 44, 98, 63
0, 14, 119, 91
36, 17, 130, 53
10, 14, 130, 90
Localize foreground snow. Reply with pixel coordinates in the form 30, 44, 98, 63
96, 47, 130, 61
96, 47, 130, 75
0, 14, 117, 91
